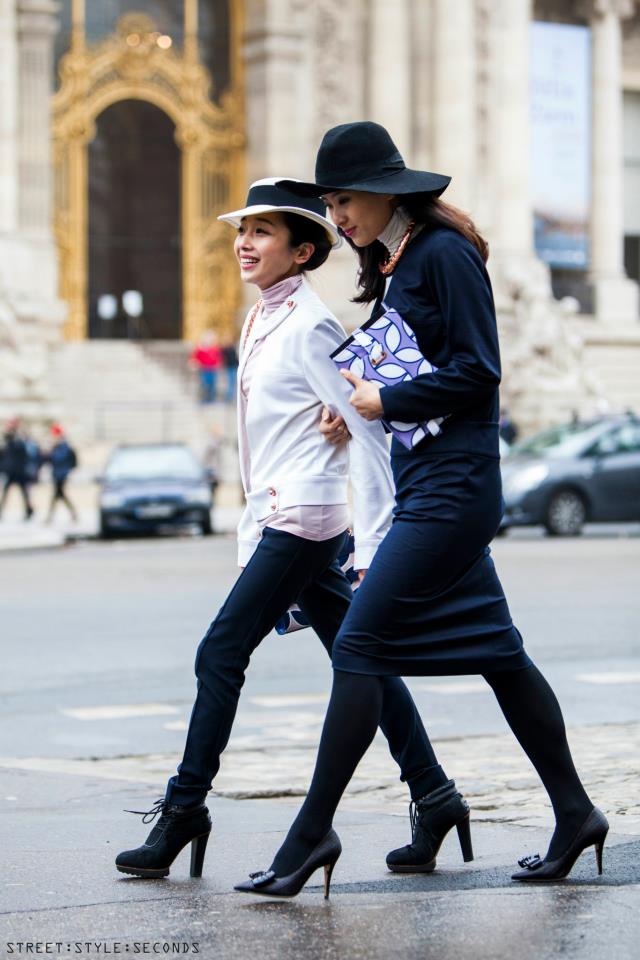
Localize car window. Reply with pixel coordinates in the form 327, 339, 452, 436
105, 447, 202, 481
590, 424, 640, 456
510, 421, 604, 459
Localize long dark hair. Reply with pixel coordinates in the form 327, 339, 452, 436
349, 195, 489, 304
282, 212, 332, 272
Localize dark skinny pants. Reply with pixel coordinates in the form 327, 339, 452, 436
166, 527, 443, 806
48, 477, 76, 518
0, 475, 33, 517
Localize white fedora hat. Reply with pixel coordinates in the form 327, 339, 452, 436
218, 177, 342, 248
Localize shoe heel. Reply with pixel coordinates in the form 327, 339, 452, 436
323, 859, 338, 899
456, 815, 474, 863
594, 832, 607, 876
190, 832, 210, 878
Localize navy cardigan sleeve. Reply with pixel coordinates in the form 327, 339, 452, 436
380, 231, 501, 424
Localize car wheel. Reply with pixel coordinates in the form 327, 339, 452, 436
201, 512, 213, 536
544, 489, 586, 536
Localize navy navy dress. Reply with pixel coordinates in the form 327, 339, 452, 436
332, 226, 532, 676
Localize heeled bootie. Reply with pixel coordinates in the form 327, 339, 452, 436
234, 829, 342, 899
116, 798, 212, 879
512, 806, 609, 882
386, 779, 473, 873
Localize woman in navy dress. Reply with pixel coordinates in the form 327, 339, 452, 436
235, 123, 607, 897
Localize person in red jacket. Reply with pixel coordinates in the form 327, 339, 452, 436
189, 331, 223, 404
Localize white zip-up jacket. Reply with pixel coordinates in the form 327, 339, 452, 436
237, 277, 394, 569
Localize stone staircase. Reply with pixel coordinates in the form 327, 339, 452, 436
47, 340, 239, 480
45, 328, 639, 473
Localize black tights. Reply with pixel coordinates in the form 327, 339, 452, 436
271, 663, 592, 876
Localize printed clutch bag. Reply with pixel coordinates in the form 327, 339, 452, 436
330, 306, 445, 450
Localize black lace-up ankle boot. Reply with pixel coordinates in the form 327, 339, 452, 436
386, 780, 473, 873
116, 798, 212, 878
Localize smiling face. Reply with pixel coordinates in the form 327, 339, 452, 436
233, 212, 314, 290
322, 190, 397, 247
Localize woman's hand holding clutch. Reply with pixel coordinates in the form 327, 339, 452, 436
340, 370, 384, 421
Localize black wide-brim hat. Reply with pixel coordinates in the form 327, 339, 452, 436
277, 122, 451, 198
218, 177, 341, 247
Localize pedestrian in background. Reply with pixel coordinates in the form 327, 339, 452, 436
23, 429, 43, 498
45, 424, 78, 523
221, 335, 239, 403
235, 122, 606, 898
189, 330, 223, 404
201, 424, 224, 532
0, 418, 34, 520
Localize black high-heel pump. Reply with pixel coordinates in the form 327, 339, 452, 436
234, 829, 342, 899
116, 798, 212, 879
512, 806, 609, 882
386, 779, 473, 873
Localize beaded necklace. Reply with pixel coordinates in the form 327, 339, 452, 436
242, 299, 263, 348
378, 220, 415, 276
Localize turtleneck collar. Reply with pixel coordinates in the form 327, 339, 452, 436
377, 205, 413, 256
260, 274, 303, 317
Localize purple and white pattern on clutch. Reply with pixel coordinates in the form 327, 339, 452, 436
331, 307, 445, 450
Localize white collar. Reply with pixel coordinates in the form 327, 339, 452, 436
238, 277, 317, 373
377, 206, 413, 256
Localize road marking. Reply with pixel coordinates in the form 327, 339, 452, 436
412, 681, 489, 695
0, 756, 148, 780
248, 694, 329, 708
60, 703, 181, 720
576, 672, 640, 685
164, 720, 188, 731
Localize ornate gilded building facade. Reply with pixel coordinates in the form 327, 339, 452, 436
1, 0, 639, 434
52, 0, 244, 343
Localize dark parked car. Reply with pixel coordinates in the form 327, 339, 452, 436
500, 414, 640, 536
99, 443, 214, 538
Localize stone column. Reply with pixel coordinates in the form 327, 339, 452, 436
0, 0, 65, 422
588, 0, 639, 324
409, 0, 434, 173
431, 0, 477, 211
311, 0, 366, 148
16, 0, 59, 236
301, 0, 368, 328
485, 0, 533, 259
243, 0, 307, 183
0, 0, 18, 233
367, 0, 411, 157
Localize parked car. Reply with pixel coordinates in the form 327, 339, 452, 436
99, 443, 214, 538
500, 414, 640, 536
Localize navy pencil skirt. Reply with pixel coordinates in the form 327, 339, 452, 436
332, 451, 531, 677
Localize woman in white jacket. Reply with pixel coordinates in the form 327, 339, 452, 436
115, 179, 451, 880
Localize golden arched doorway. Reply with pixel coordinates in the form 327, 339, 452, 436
88, 99, 181, 339
52, 4, 244, 342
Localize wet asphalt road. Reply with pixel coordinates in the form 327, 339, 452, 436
1, 530, 639, 759
1, 531, 639, 959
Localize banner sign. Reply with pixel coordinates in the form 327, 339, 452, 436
530, 22, 591, 269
